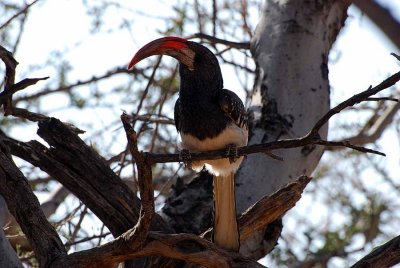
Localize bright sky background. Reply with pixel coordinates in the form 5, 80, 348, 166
3, 0, 400, 265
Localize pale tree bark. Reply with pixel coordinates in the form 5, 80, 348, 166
236, 0, 350, 256
0, 197, 23, 268
0, 228, 23, 268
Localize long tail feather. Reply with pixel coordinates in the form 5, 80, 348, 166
213, 172, 240, 251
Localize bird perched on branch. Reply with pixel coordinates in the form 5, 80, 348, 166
128, 36, 248, 251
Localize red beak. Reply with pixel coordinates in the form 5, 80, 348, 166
128, 36, 191, 70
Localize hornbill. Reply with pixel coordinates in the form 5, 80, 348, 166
128, 37, 248, 251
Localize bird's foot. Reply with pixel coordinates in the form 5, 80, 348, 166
179, 149, 192, 169
225, 144, 239, 164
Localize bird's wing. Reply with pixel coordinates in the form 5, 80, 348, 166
174, 98, 182, 132
217, 89, 248, 129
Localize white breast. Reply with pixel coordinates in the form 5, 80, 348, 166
180, 123, 248, 176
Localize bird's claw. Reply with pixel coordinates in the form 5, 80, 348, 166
179, 149, 192, 169
225, 144, 239, 164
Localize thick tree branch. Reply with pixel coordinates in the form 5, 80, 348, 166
351, 0, 400, 50
238, 175, 310, 241
52, 232, 264, 268
351, 235, 400, 268
202, 175, 311, 243
48, 175, 310, 267
0, 119, 171, 236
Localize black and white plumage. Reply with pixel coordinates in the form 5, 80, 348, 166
129, 37, 248, 251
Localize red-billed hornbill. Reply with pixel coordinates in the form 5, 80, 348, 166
128, 37, 248, 251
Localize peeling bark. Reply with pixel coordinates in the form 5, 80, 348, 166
236, 0, 349, 256
239, 0, 349, 210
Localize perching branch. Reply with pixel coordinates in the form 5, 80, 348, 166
145, 69, 400, 165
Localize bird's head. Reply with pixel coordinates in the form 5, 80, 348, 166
128, 37, 223, 94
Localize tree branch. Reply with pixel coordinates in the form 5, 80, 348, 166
326, 100, 400, 151
0, 0, 40, 30
0, 45, 49, 116
146, 70, 400, 164
0, 45, 18, 115
202, 175, 311, 243
0, 120, 171, 237
351, 235, 400, 268
187, 33, 250, 50
351, 0, 400, 50
119, 113, 155, 250
52, 231, 265, 268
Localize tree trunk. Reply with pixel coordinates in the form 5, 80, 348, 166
236, 0, 350, 256
237, 0, 349, 209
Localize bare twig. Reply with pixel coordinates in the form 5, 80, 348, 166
120, 112, 155, 250
134, 56, 162, 120
309, 71, 400, 137
0, 77, 49, 99
14, 67, 130, 103
212, 0, 217, 37
327, 101, 400, 150
316, 140, 385, 156
128, 114, 175, 125
187, 33, 250, 50
391, 53, 400, 61
64, 232, 111, 247
0, 45, 49, 116
0, 45, 18, 114
0, 0, 40, 30
9, 107, 49, 122
366, 97, 398, 102
66, 206, 89, 251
